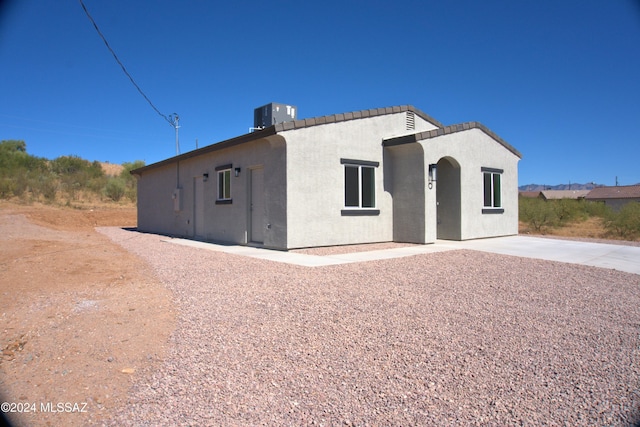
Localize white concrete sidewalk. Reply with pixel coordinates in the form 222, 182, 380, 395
162, 235, 640, 275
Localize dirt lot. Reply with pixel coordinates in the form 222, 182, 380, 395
0, 201, 174, 427
1, 201, 638, 425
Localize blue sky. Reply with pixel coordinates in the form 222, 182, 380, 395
1, 0, 639, 186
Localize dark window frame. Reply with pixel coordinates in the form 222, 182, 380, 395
482, 167, 503, 214
341, 158, 380, 216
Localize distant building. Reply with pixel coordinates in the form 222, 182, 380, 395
539, 190, 590, 200
518, 191, 542, 199
518, 190, 589, 200
585, 185, 640, 211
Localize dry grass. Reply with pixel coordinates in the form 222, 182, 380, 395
520, 217, 640, 243
100, 162, 124, 176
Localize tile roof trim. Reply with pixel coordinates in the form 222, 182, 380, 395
585, 185, 640, 199
130, 106, 473, 175
131, 126, 278, 175
382, 121, 522, 159
273, 105, 444, 132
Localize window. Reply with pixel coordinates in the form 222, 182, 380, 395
482, 167, 503, 213
216, 164, 232, 203
341, 158, 379, 215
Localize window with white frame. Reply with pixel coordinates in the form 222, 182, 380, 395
341, 159, 379, 214
482, 167, 503, 213
216, 164, 232, 203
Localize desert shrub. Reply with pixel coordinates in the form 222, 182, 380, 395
0, 140, 51, 200
51, 155, 106, 199
583, 200, 610, 218
0, 176, 16, 198
104, 177, 126, 202
87, 175, 108, 194
519, 197, 558, 232
11, 169, 29, 197
120, 160, 144, 202
37, 174, 58, 202
551, 199, 585, 224
1, 140, 139, 203
603, 202, 640, 239
50, 155, 88, 175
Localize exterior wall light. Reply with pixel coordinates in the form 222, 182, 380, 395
428, 164, 437, 182
203, 173, 209, 182
234, 167, 241, 177
428, 164, 437, 190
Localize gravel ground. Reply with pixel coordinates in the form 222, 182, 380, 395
99, 227, 640, 426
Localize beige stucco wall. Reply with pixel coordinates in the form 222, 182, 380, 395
419, 128, 520, 242
137, 161, 182, 236
282, 112, 438, 248
385, 143, 427, 243
136, 135, 287, 249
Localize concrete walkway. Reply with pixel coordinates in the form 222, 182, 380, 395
163, 236, 640, 275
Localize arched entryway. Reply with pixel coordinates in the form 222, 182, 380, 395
436, 157, 461, 240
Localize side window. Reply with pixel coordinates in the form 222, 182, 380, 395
341, 159, 379, 215
482, 167, 503, 213
344, 164, 375, 208
215, 164, 232, 203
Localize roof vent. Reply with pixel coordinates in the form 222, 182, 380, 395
406, 111, 415, 130
253, 103, 297, 130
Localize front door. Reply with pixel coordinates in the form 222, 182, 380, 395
435, 157, 461, 240
249, 167, 265, 244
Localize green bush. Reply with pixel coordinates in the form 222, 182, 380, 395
11, 169, 29, 197
0, 140, 143, 204
519, 197, 558, 232
1, 141, 47, 200
120, 160, 144, 202
0, 176, 16, 198
603, 202, 640, 239
37, 174, 58, 201
51, 155, 105, 200
104, 177, 126, 202
583, 200, 610, 218
551, 199, 586, 224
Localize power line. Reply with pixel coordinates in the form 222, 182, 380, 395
78, 0, 176, 129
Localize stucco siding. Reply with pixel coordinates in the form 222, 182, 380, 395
137, 162, 182, 236
420, 128, 520, 241
135, 106, 519, 250
283, 114, 413, 248
135, 136, 287, 249
385, 144, 427, 243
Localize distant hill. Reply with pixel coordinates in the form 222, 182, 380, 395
519, 183, 603, 191
100, 161, 124, 176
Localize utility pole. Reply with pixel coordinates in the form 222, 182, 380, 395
170, 113, 180, 155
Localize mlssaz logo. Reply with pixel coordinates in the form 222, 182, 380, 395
40, 402, 88, 413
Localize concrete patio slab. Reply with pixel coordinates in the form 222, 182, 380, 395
162, 235, 640, 274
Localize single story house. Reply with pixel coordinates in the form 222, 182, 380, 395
132, 104, 522, 250
519, 191, 542, 199
539, 190, 590, 200
585, 185, 640, 211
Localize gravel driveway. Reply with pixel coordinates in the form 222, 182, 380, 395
100, 227, 640, 426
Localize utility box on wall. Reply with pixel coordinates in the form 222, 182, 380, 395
254, 103, 297, 129
172, 188, 182, 212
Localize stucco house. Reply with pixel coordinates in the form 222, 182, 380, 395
585, 185, 640, 211
540, 190, 590, 200
132, 104, 522, 250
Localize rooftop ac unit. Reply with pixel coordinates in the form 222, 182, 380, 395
254, 103, 297, 129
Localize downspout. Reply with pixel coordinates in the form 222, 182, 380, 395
176, 160, 180, 189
